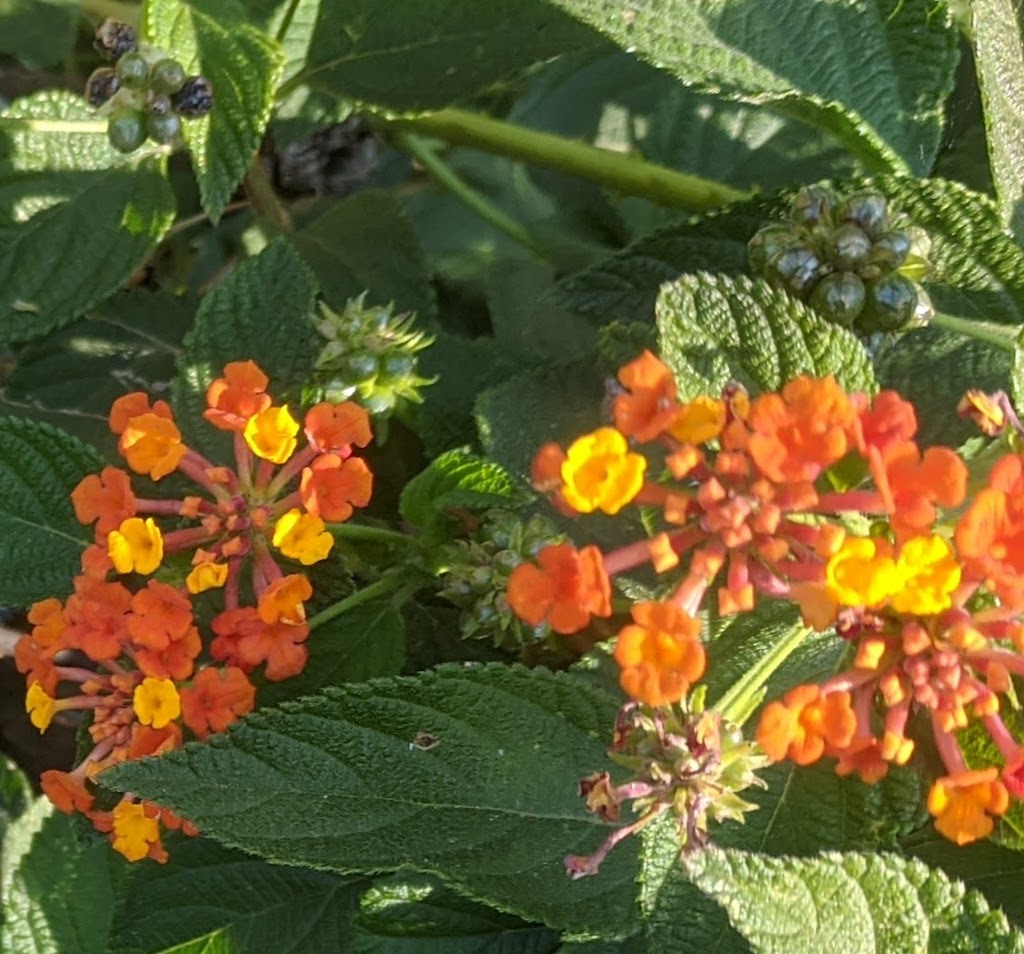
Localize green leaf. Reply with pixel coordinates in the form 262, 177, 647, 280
283, 0, 600, 111
656, 272, 876, 398
682, 848, 1024, 953
876, 326, 1014, 448
972, 0, 1024, 244
399, 449, 532, 542
352, 872, 561, 953
173, 239, 319, 457
110, 838, 366, 954
1, 799, 119, 954
0, 91, 176, 345
538, 0, 956, 174
0, 290, 194, 456
476, 361, 606, 477
105, 665, 641, 937
0, 0, 78, 68
904, 829, 1024, 927
0, 417, 103, 604
293, 189, 437, 319
0, 757, 32, 844
143, 0, 283, 219
258, 598, 406, 707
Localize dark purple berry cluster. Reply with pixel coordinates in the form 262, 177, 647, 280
86, 18, 214, 155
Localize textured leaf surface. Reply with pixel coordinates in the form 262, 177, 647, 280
294, 189, 436, 319
352, 872, 561, 953
110, 838, 365, 954
1, 799, 119, 954
258, 598, 406, 707
106, 665, 640, 936
972, 0, 1024, 244
0, 417, 103, 604
144, 0, 282, 219
399, 449, 532, 542
284, 0, 599, 111
538, 0, 956, 173
0, 0, 79, 67
0, 290, 194, 456
0, 757, 32, 846
0, 91, 176, 344
656, 273, 876, 398
683, 848, 1024, 953
173, 240, 319, 457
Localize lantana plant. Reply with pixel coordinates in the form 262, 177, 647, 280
5, 0, 1024, 951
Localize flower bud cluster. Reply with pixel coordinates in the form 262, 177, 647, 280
438, 510, 565, 648
748, 185, 933, 333
16, 360, 373, 862
86, 18, 214, 154
313, 293, 435, 417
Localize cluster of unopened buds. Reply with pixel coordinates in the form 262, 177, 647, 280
506, 349, 1024, 874
16, 360, 373, 862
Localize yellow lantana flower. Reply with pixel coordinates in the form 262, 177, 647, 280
560, 427, 646, 515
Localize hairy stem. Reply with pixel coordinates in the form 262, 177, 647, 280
382, 107, 751, 212
244, 156, 292, 234
929, 311, 1019, 352
307, 574, 412, 631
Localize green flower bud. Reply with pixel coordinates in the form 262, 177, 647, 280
790, 185, 833, 229
836, 191, 888, 240
767, 245, 822, 296
150, 59, 187, 95
809, 272, 866, 326
826, 223, 872, 271
107, 108, 146, 153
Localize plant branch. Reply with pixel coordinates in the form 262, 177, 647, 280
244, 156, 292, 234
710, 623, 811, 727
394, 131, 550, 260
382, 107, 752, 212
929, 312, 1019, 353
307, 574, 412, 631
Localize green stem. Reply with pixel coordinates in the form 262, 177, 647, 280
711, 623, 811, 727
0, 118, 107, 134
394, 131, 549, 260
81, 0, 140, 25
382, 107, 751, 212
244, 156, 292, 234
929, 312, 1018, 353
329, 523, 413, 546
307, 574, 411, 631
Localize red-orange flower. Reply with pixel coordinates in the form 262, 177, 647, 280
613, 350, 680, 442
875, 441, 966, 540
71, 467, 137, 537
299, 454, 373, 521
746, 375, 855, 484
613, 602, 705, 706
304, 401, 373, 454
180, 666, 256, 739
210, 608, 309, 681
40, 770, 94, 814
109, 393, 174, 435
204, 360, 271, 431
756, 685, 857, 765
506, 543, 611, 634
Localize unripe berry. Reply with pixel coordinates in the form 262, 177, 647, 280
94, 18, 138, 61
107, 108, 146, 153
790, 185, 833, 229
869, 230, 912, 272
767, 246, 821, 296
747, 224, 796, 273
862, 275, 918, 332
85, 67, 120, 107
146, 110, 182, 145
836, 191, 888, 240
115, 52, 150, 90
826, 223, 872, 271
150, 59, 187, 95
809, 272, 866, 326
171, 76, 214, 118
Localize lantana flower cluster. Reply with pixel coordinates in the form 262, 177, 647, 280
507, 349, 1024, 872
16, 361, 373, 862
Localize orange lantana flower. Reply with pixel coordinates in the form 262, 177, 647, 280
756, 684, 857, 765
506, 543, 611, 635
300, 454, 373, 521
304, 401, 373, 454
119, 414, 187, 480
927, 768, 1009, 845
71, 467, 137, 537
204, 360, 271, 431
746, 375, 855, 484
40, 770, 94, 814
613, 602, 704, 706
180, 666, 255, 739
613, 350, 680, 442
